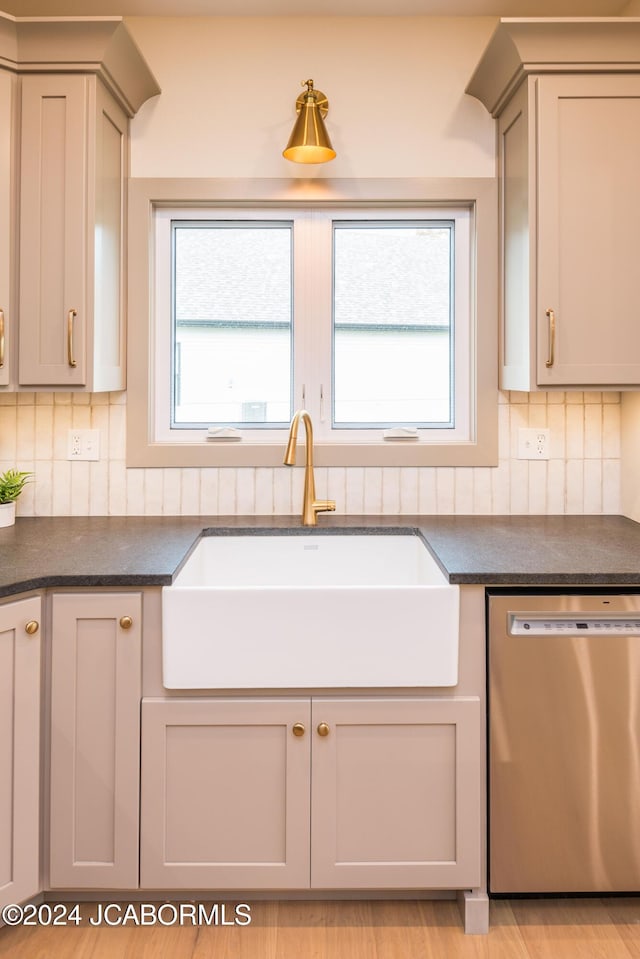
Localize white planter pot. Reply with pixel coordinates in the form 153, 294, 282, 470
0, 502, 16, 527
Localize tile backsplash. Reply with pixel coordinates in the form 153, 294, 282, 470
0, 389, 621, 517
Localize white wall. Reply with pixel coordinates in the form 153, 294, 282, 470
0, 15, 623, 517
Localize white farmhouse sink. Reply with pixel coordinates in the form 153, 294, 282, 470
162, 533, 459, 689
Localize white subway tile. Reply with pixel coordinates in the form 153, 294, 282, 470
53, 405, 72, 460
199, 469, 219, 515
583, 459, 602, 514
162, 469, 182, 515
547, 403, 566, 459
16, 404, 35, 462
236, 469, 256, 515
108, 404, 126, 459
34, 405, 54, 461
254, 467, 274, 516
89, 460, 109, 515
70, 462, 90, 516
0, 405, 16, 459
273, 467, 293, 515
565, 460, 585, 514
528, 461, 547, 514
52, 460, 72, 515
181, 468, 201, 515
108, 461, 127, 515
326, 467, 346, 513
126, 468, 145, 515
509, 460, 529, 514
363, 467, 383, 515
418, 469, 437, 514
497, 404, 510, 459
454, 469, 474, 514
602, 403, 621, 459
490, 461, 510, 514
345, 467, 365, 515
473, 468, 492, 514
565, 404, 584, 459
399, 467, 418, 515
602, 459, 620, 513
584, 404, 602, 459
144, 469, 164, 515
382, 467, 401, 515
546, 459, 566, 514
33, 461, 53, 516
435, 468, 455, 514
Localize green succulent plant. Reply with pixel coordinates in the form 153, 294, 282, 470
0, 469, 33, 504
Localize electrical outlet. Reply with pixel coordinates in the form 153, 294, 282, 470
67, 429, 100, 461
517, 427, 550, 460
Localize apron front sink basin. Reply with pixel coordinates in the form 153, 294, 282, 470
162, 532, 459, 689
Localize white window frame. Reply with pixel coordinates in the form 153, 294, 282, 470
127, 178, 498, 468
154, 206, 470, 447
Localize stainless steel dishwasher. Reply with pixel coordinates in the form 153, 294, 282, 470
488, 591, 640, 894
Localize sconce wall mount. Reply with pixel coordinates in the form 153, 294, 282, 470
283, 78, 336, 165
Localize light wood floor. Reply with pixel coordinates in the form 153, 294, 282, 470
1, 897, 639, 958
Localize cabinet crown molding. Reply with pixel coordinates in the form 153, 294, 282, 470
0, 10, 159, 116
466, 17, 640, 116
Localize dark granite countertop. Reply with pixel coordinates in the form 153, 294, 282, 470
1, 514, 640, 598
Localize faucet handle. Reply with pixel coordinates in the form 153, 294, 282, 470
314, 499, 336, 515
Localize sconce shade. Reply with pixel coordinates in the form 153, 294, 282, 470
283, 80, 336, 164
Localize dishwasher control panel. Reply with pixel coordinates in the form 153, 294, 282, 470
510, 615, 640, 636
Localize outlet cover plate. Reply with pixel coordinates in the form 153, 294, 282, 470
67, 429, 100, 461
517, 427, 550, 460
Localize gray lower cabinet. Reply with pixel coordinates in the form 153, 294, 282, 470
0, 596, 41, 910
140, 695, 481, 891
49, 592, 141, 889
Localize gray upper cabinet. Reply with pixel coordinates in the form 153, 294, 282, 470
0, 13, 159, 392
467, 19, 640, 391
19, 75, 128, 389
0, 68, 17, 388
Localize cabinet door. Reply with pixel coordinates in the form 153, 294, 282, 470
537, 75, 640, 386
310, 697, 481, 889
19, 74, 88, 386
140, 698, 311, 889
49, 592, 141, 888
0, 596, 41, 909
0, 69, 16, 389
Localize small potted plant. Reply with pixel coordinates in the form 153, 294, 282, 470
0, 469, 32, 527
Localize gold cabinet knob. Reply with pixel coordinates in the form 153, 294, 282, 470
119, 616, 133, 630
317, 722, 330, 737
25, 620, 39, 635
292, 723, 306, 737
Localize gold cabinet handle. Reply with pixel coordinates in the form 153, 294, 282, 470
317, 722, 330, 737
25, 620, 39, 635
67, 308, 77, 368
545, 308, 556, 368
0, 309, 4, 368
119, 616, 133, 629
292, 722, 306, 737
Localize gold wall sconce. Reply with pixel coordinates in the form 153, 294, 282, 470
283, 79, 336, 164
